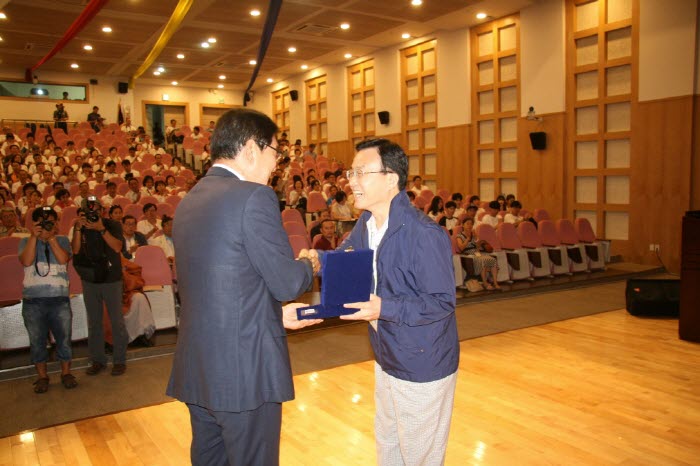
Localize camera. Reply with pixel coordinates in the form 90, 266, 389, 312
38, 206, 55, 231
84, 196, 101, 223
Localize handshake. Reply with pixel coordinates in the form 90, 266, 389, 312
297, 248, 321, 275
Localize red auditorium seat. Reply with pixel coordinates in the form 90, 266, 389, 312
497, 223, 532, 281
516, 222, 552, 278
537, 220, 571, 275
556, 219, 588, 273
574, 218, 606, 270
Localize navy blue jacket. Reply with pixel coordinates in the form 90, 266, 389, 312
166, 167, 314, 412
341, 191, 459, 382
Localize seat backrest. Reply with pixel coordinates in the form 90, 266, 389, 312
288, 235, 310, 258
449, 233, 461, 254
0, 236, 22, 258
139, 195, 159, 206
157, 203, 175, 217
59, 207, 79, 235
283, 221, 307, 237
556, 219, 579, 245
165, 195, 181, 208
311, 234, 324, 249
575, 218, 596, 243
112, 196, 132, 209
0, 254, 24, 301
67, 260, 83, 294
307, 192, 327, 213
134, 246, 172, 286
475, 224, 502, 251
516, 221, 542, 248
533, 208, 551, 222
537, 220, 561, 246
497, 222, 522, 250
281, 209, 304, 224
124, 203, 143, 219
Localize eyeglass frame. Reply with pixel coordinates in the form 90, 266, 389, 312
345, 167, 394, 179
257, 140, 285, 162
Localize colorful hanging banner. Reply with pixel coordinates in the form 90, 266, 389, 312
129, 0, 194, 89
25, 0, 109, 81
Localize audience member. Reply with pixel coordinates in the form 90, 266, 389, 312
409, 175, 428, 196
456, 217, 500, 290
427, 196, 444, 220
141, 176, 155, 196
496, 194, 507, 211
331, 191, 353, 221
451, 193, 465, 217
0, 206, 29, 236
504, 200, 532, 227
314, 219, 337, 250
137, 203, 161, 239
109, 205, 124, 223
439, 201, 459, 234
53, 103, 69, 133
121, 215, 148, 260
478, 200, 501, 228
149, 215, 175, 264
126, 178, 141, 203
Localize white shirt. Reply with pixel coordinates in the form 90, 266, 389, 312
149, 234, 175, 258
366, 215, 389, 331
504, 213, 523, 224
480, 214, 499, 228
138, 219, 161, 236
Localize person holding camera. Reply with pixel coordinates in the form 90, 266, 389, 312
19, 207, 76, 393
71, 196, 129, 376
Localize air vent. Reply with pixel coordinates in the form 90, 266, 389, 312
294, 23, 338, 36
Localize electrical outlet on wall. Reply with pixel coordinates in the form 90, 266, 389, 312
649, 244, 655, 251
654, 244, 660, 253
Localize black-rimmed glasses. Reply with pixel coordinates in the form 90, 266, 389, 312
259, 141, 285, 162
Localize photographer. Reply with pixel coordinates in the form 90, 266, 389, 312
71, 196, 128, 376
19, 207, 76, 393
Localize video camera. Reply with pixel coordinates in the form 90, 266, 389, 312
37, 206, 56, 231
83, 195, 101, 223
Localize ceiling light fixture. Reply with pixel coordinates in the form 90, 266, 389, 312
157, 66, 165, 73
201, 42, 210, 48
207, 37, 217, 43
476, 12, 487, 19
83, 44, 93, 51
153, 71, 161, 76
172, 81, 178, 86
344, 53, 352, 59
401, 33, 411, 39
102, 26, 112, 33
176, 53, 185, 59
0, 12, 7, 20
411, 0, 422, 5
249, 59, 257, 65
288, 46, 297, 53
250, 9, 261, 16
266, 78, 274, 83
340, 23, 350, 30
219, 75, 226, 80
70, 63, 79, 69
301, 64, 308, 70
217, 84, 224, 89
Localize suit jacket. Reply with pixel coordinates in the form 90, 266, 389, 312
166, 166, 314, 412
122, 232, 148, 260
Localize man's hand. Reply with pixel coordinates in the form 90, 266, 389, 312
30, 223, 43, 238
282, 302, 323, 330
298, 248, 320, 274
83, 216, 105, 231
341, 294, 382, 321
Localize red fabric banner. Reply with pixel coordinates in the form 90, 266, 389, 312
25, 0, 110, 81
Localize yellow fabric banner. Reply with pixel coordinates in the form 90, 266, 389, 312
129, 0, 194, 88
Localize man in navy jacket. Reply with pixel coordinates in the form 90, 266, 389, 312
167, 108, 320, 466
341, 139, 459, 465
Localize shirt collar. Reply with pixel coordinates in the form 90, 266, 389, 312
212, 163, 245, 181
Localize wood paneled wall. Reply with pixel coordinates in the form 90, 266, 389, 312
517, 112, 566, 220
436, 124, 471, 194
629, 95, 694, 272
692, 95, 700, 210
327, 140, 355, 167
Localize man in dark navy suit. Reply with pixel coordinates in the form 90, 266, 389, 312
167, 108, 321, 466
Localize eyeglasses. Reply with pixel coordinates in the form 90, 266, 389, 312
259, 141, 285, 162
345, 168, 393, 179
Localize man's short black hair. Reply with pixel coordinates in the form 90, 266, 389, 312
488, 200, 500, 210
122, 214, 135, 223
143, 203, 157, 213
106, 181, 116, 189
451, 193, 463, 202
355, 138, 408, 191
466, 204, 478, 211
445, 201, 456, 209
335, 191, 347, 203
210, 108, 278, 162
110, 205, 123, 215
55, 188, 70, 199
406, 191, 416, 200
510, 200, 522, 208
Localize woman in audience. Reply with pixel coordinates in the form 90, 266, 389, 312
154, 180, 168, 203
439, 201, 459, 234
270, 175, 286, 211
149, 215, 175, 265
456, 217, 500, 290
109, 205, 124, 223
326, 185, 338, 206
200, 143, 210, 164
331, 191, 353, 221
468, 194, 480, 207
170, 157, 184, 175
427, 196, 444, 220
141, 175, 155, 196
165, 175, 178, 194
52, 189, 72, 214
288, 179, 307, 211
496, 194, 507, 211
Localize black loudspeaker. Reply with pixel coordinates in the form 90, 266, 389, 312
378, 111, 390, 125
529, 131, 546, 150
289, 90, 298, 101
625, 278, 680, 317
118, 82, 128, 94
89, 78, 98, 85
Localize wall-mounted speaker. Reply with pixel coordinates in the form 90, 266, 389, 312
117, 82, 128, 94
289, 90, 299, 101
378, 111, 390, 125
89, 79, 98, 85
529, 131, 546, 150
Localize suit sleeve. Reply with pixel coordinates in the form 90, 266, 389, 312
380, 227, 456, 326
243, 186, 314, 301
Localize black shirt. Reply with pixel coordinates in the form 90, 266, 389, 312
77, 218, 124, 282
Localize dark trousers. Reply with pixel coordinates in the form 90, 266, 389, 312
187, 402, 282, 466
82, 280, 127, 365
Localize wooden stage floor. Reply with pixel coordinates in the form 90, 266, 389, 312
1, 309, 698, 465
